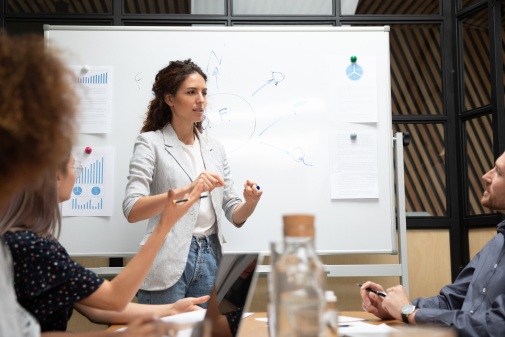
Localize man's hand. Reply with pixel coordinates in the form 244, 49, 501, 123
382, 285, 414, 322
170, 296, 210, 315
360, 281, 394, 319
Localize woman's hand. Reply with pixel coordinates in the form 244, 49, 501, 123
243, 180, 262, 203
118, 315, 170, 337
159, 181, 204, 229
189, 171, 225, 193
169, 296, 210, 315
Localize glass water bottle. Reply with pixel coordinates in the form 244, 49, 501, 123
276, 215, 326, 337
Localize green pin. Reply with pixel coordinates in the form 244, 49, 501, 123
351, 55, 357, 63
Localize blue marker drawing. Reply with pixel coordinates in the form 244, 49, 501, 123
135, 72, 143, 89
293, 101, 306, 115
207, 45, 225, 89
260, 142, 291, 155
259, 101, 307, 136
252, 78, 274, 97
212, 67, 220, 88
291, 147, 312, 166
252, 71, 285, 97
219, 108, 228, 121
260, 142, 312, 166
256, 186, 260, 190
206, 47, 225, 72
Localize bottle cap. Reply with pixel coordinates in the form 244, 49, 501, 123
325, 290, 337, 303
283, 214, 315, 237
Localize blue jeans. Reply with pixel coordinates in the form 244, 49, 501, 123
137, 234, 218, 308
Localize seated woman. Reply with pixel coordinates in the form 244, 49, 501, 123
0, 152, 207, 333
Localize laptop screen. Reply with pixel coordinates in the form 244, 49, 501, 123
203, 253, 262, 337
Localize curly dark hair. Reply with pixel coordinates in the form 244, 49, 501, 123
141, 59, 207, 134
0, 34, 76, 203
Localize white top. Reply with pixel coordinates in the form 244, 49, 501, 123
0, 242, 40, 337
180, 136, 216, 237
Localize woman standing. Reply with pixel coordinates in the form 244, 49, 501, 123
123, 59, 262, 306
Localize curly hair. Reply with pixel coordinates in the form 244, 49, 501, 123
141, 59, 207, 134
0, 34, 76, 201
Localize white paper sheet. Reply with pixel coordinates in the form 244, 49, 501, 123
70, 66, 113, 133
329, 131, 379, 199
116, 310, 206, 336
254, 315, 364, 323
116, 310, 254, 336
329, 56, 378, 123
255, 318, 269, 322
62, 147, 114, 216
338, 316, 365, 323
338, 321, 399, 336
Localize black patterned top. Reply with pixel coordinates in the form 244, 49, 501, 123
225, 307, 243, 337
4, 230, 104, 332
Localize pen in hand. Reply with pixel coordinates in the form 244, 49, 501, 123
173, 194, 208, 204
357, 283, 387, 298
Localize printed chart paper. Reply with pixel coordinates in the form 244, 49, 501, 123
329, 56, 378, 123
62, 147, 114, 216
329, 131, 379, 199
70, 66, 112, 133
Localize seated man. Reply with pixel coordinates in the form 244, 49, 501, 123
361, 150, 505, 337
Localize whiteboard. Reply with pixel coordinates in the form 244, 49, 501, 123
46, 26, 396, 257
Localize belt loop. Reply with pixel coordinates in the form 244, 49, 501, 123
206, 234, 211, 252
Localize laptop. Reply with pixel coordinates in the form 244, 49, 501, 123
197, 253, 262, 337
154, 253, 262, 337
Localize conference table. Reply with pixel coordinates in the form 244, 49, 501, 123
107, 311, 403, 336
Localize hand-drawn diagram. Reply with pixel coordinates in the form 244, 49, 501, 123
346, 63, 363, 81
252, 71, 285, 96
205, 93, 256, 153
219, 108, 228, 121
207, 45, 225, 89
260, 142, 313, 166
135, 72, 143, 89
259, 101, 306, 136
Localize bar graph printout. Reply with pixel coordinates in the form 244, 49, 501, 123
62, 147, 114, 216
70, 66, 113, 133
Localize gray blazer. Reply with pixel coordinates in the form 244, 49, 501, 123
123, 124, 242, 291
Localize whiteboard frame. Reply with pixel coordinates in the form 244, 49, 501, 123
45, 25, 397, 257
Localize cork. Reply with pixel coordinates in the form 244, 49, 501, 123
283, 214, 315, 237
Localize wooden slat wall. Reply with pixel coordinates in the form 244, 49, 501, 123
355, 0, 439, 15
7, 0, 111, 13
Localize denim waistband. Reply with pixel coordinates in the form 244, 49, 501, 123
192, 234, 216, 245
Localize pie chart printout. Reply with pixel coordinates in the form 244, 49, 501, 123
346, 63, 364, 81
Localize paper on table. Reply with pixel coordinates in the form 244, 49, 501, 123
116, 311, 253, 336
338, 321, 399, 336
255, 318, 269, 322
62, 147, 114, 216
329, 131, 379, 199
254, 316, 361, 323
161, 309, 207, 324
242, 312, 254, 319
70, 66, 113, 133
338, 316, 365, 323
116, 310, 206, 336
329, 56, 378, 123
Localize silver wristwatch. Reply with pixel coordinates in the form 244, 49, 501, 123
401, 304, 417, 324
